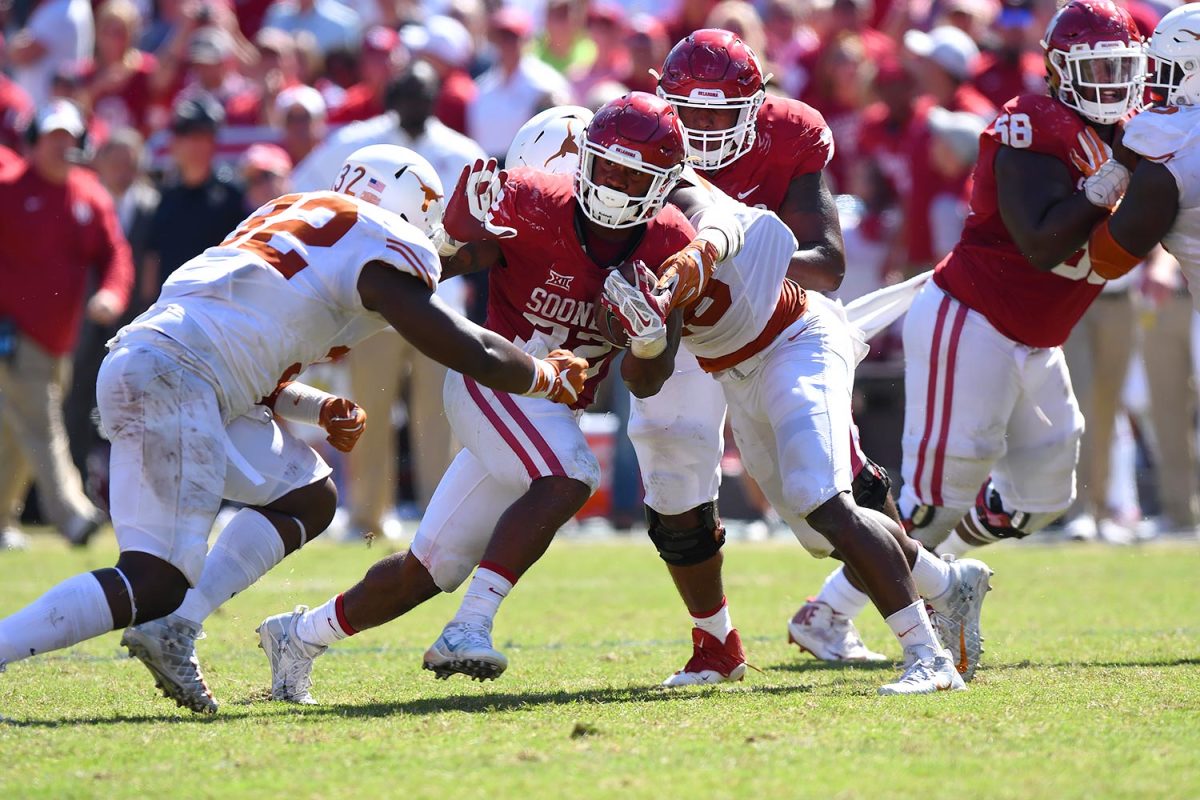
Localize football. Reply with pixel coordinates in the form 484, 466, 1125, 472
593, 260, 643, 349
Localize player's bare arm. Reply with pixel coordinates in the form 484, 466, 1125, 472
440, 240, 504, 279
777, 171, 846, 292
1090, 159, 1180, 279
995, 146, 1111, 271
357, 262, 585, 401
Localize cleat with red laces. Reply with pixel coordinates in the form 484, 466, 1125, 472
661, 628, 748, 686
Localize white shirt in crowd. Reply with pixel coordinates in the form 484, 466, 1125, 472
263, 0, 362, 55
467, 55, 571, 159
14, 0, 93, 107
292, 112, 486, 312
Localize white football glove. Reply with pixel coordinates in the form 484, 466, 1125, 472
465, 158, 517, 239
600, 262, 669, 359
1070, 129, 1130, 211
1081, 160, 1130, 211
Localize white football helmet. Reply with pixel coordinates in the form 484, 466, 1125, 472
332, 144, 445, 239
505, 105, 594, 176
1147, 2, 1200, 106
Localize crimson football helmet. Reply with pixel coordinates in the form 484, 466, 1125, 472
1041, 0, 1147, 125
575, 92, 687, 229
655, 28, 767, 170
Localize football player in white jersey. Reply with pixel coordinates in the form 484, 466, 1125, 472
1087, 3, 1200, 307
0, 144, 587, 713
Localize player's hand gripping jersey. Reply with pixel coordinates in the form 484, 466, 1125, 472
481, 168, 694, 407
933, 95, 1110, 348
702, 96, 834, 210
120, 191, 441, 421
1121, 104, 1200, 284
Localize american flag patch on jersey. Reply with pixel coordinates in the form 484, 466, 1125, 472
367, 176, 386, 192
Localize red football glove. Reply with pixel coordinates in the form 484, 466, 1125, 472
525, 348, 589, 405
443, 158, 518, 243
319, 397, 367, 453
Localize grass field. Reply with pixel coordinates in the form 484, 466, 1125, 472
1, 532, 1197, 799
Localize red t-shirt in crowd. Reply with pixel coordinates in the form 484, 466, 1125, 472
934, 94, 1104, 347
971, 51, 1046, 110
0, 75, 33, 151
82, 51, 160, 135
856, 100, 916, 202
328, 84, 385, 124
904, 88, 997, 265
434, 69, 477, 135
0, 163, 133, 355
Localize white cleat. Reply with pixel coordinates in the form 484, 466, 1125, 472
423, 621, 507, 681
787, 600, 888, 662
878, 648, 966, 695
257, 606, 326, 704
927, 556, 993, 682
121, 615, 217, 714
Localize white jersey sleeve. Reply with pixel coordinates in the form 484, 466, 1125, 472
671, 169, 799, 361
1123, 106, 1200, 207
119, 191, 441, 421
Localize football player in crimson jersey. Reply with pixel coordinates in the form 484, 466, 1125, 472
637, 28, 912, 677
254, 94, 699, 695
800, 0, 1144, 673
500, 102, 973, 694
0, 144, 588, 712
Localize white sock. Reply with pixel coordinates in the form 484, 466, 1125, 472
296, 594, 356, 647
691, 596, 734, 643
175, 509, 286, 627
911, 545, 953, 599
885, 599, 941, 657
814, 567, 871, 618
453, 566, 513, 630
936, 531, 977, 559
0, 573, 115, 664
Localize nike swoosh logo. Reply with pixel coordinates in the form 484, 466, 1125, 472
487, 587, 506, 597
736, 185, 759, 200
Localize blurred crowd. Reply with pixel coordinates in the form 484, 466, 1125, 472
0, 0, 1196, 547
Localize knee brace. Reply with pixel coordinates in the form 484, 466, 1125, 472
852, 457, 892, 514
646, 501, 726, 566
957, 481, 1061, 546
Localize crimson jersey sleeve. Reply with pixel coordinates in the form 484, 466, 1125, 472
775, 97, 836, 180
983, 94, 1089, 165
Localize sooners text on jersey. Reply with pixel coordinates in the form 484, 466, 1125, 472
701, 95, 834, 211
484, 168, 696, 408
934, 94, 1107, 348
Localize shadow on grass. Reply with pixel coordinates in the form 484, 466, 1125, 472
766, 659, 899, 673
0, 681, 815, 728
6, 656, 1198, 728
